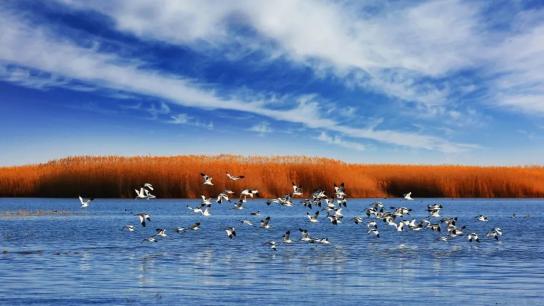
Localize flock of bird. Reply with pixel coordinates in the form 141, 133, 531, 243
77, 172, 504, 250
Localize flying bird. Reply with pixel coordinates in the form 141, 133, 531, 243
467, 233, 480, 242
240, 219, 253, 226
306, 211, 319, 223
476, 215, 489, 222
200, 173, 214, 185
240, 189, 259, 198
190, 222, 201, 231
154, 228, 167, 237
292, 183, 303, 197
226, 172, 245, 181
225, 227, 236, 239
486, 228, 502, 240
78, 196, 93, 208
260, 216, 271, 229
283, 231, 293, 243
136, 213, 151, 227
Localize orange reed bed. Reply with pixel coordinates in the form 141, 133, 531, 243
0, 155, 543, 198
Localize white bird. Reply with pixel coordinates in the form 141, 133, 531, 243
175, 227, 186, 233
283, 231, 293, 243
136, 213, 151, 227
225, 227, 236, 239
190, 222, 201, 231
312, 189, 327, 200
429, 223, 441, 232
476, 215, 489, 222
429, 208, 441, 217
467, 233, 480, 242
143, 236, 158, 243
334, 183, 346, 198
233, 199, 245, 210
352, 216, 363, 224
226, 172, 245, 181
299, 228, 312, 242
216, 192, 229, 204
240, 189, 259, 198
327, 215, 342, 225
273, 195, 293, 207
201, 195, 212, 205
78, 196, 93, 208
187, 205, 211, 217
486, 228, 502, 240
292, 183, 303, 197
124, 224, 135, 232
260, 216, 271, 229
368, 228, 380, 238
187, 205, 203, 214
201, 207, 211, 217
317, 238, 330, 245
143, 188, 156, 199
449, 228, 464, 238
240, 219, 253, 226
266, 240, 278, 251
337, 198, 347, 208
325, 198, 336, 210
306, 211, 319, 223
403, 192, 414, 200
135, 188, 148, 199
154, 228, 167, 237
200, 173, 213, 185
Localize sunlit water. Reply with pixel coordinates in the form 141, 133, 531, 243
0, 198, 543, 305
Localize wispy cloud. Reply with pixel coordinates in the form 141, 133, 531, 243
61, 0, 544, 118
0, 65, 71, 90
248, 121, 272, 135
0, 5, 474, 152
316, 132, 365, 151
147, 102, 170, 119
168, 113, 214, 130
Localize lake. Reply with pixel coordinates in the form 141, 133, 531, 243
0, 198, 543, 305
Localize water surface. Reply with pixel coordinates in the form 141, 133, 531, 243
0, 198, 543, 305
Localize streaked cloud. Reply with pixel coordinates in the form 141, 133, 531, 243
60, 0, 544, 116
316, 132, 365, 152
0, 7, 472, 152
248, 121, 272, 135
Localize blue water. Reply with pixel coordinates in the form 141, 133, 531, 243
0, 198, 543, 305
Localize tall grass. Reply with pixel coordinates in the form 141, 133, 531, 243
0, 155, 543, 198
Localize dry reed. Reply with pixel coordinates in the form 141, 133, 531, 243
0, 155, 543, 198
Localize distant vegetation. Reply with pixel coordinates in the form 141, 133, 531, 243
0, 155, 543, 198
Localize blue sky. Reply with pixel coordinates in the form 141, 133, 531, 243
1, 0, 544, 166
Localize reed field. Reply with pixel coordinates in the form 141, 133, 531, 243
0, 155, 543, 198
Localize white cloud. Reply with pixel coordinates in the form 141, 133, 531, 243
248, 121, 272, 135
316, 132, 365, 152
0, 7, 473, 152
168, 113, 214, 130
147, 102, 170, 119
486, 23, 544, 115
169, 113, 190, 125
60, 0, 544, 116
0, 65, 71, 89
60, 0, 481, 106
